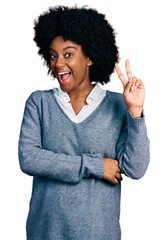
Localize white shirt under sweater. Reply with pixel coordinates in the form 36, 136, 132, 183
53, 84, 106, 123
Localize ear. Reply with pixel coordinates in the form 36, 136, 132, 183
87, 58, 93, 67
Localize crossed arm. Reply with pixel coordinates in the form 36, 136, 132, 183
19, 60, 149, 185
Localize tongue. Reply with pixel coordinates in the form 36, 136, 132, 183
62, 73, 71, 81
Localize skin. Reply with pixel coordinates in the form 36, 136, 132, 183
49, 36, 93, 115
115, 60, 144, 118
49, 36, 145, 184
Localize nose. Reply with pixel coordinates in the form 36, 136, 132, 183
55, 56, 65, 68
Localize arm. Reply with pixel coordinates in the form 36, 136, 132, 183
116, 111, 150, 179
18, 92, 104, 183
115, 59, 150, 179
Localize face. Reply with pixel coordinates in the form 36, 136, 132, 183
49, 36, 93, 94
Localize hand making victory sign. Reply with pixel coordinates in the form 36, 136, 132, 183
115, 59, 145, 118
103, 59, 145, 184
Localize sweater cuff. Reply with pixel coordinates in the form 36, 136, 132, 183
82, 153, 104, 179
127, 110, 147, 134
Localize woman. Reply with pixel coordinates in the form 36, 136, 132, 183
18, 6, 150, 240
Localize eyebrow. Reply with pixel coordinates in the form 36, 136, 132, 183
63, 46, 77, 50
49, 46, 77, 53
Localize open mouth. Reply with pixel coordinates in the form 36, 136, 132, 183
58, 71, 71, 83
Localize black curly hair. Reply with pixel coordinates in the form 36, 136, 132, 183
34, 6, 119, 85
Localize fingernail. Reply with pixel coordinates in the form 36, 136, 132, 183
129, 77, 132, 82
131, 85, 134, 91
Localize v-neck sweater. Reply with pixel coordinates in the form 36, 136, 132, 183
53, 84, 106, 123
18, 89, 150, 240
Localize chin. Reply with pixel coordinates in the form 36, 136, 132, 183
59, 84, 71, 93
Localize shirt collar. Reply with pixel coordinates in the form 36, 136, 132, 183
57, 87, 70, 102
54, 83, 105, 104
86, 83, 103, 104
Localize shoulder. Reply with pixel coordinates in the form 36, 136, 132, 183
102, 90, 127, 121
106, 90, 126, 109
26, 89, 53, 105
23, 90, 54, 117
106, 90, 123, 99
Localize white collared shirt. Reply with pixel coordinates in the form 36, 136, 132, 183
53, 84, 106, 123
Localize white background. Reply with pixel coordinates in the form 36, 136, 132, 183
0, 0, 168, 239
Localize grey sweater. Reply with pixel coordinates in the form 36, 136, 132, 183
18, 89, 150, 240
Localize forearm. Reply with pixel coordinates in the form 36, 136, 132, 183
117, 111, 150, 179
19, 143, 104, 183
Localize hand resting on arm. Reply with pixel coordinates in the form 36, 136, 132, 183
103, 158, 122, 184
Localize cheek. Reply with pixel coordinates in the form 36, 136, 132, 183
68, 62, 78, 77
50, 61, 56, 73
50, 62, 57, 77
50, 61, 54, 69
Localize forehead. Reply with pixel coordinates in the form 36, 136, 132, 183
49, 36, 80, 51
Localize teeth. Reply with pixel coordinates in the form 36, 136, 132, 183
58, 71, 70, 75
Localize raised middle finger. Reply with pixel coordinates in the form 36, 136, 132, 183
125, 59, 133, 80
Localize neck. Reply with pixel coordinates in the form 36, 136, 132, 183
68, 82, 94, 102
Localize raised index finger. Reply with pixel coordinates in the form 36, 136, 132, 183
115, 64, 127, 88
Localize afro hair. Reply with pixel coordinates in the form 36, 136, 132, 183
34, 6, 119, 85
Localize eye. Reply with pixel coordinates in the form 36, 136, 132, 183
50, 54, 57, 60
65, 53, 73, 58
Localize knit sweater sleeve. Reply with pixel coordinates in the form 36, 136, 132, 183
116, 111, 150, 179
18, 92, 104, 183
